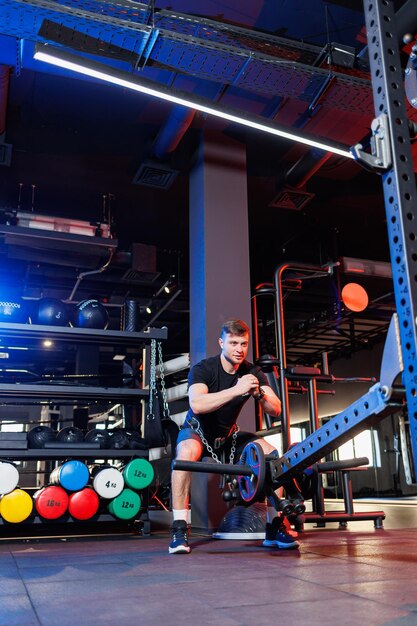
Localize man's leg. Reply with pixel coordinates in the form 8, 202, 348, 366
169, 435, 203, 554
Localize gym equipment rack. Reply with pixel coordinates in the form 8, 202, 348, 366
0, 322, 167, 537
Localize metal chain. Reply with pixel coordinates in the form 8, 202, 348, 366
189, 416, 239, 465
147, 339, 156, 420
157, 341, 170, 418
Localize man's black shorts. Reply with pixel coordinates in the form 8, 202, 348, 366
176, 427, 259, 460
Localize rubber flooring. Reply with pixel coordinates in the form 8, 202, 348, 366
0, 518, 417, 626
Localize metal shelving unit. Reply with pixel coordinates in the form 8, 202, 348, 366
0, 323, 166, 536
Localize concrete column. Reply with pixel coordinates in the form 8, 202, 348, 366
189, 131, 255, 532
189, 130, 254, 429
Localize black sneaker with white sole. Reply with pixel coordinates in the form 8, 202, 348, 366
169, 520, 191, 554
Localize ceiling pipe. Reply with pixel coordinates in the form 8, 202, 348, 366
0, 65, 10, 139
67, 249, 115, 302
152, 105, 196, 159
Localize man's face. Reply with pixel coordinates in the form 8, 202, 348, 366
219, 332, 249, 366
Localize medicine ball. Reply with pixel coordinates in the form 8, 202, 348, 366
27, 425, 56, 449
84, 428, 111, 449
0, 297, 27, 324
56, 426, 84, 444
34, 298, 68, 326
73, 299, 109, 330
109, 428, 130, 450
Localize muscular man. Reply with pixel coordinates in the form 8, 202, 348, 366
169, 319, 299, 554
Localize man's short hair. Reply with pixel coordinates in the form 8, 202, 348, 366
220, 319, 250, 338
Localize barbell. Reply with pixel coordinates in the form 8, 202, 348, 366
172, 441, 268, 504
172, 441, 370, 506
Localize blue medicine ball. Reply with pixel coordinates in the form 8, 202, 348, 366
35, 298, 68, 326
73, 299, 109, 330
0, 297, 27, 323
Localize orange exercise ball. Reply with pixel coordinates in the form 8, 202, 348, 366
341, 283, 369, 312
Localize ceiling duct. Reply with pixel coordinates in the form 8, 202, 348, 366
152, 106, 196, 159
270, 148, 332, 210
132, 106, 194, 189
121, 243, 160, 283
269, 188, 315, 211
132, 162, 179, 190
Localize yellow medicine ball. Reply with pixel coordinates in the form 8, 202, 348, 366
0, 489, 33, 523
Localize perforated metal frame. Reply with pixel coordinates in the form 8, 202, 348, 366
268, 0, 417, 483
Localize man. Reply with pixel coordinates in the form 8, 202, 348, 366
169, 319, 299, 554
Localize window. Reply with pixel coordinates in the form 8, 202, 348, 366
337, 428, 381, 468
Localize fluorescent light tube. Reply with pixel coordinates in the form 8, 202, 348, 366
34, 45, 354, 159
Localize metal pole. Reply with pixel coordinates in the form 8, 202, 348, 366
273, 263, 331, 451
364, 0, 417, 481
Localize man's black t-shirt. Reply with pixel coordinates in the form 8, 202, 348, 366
183, 355, 269, 439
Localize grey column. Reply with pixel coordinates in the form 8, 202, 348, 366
189, 130, 254, 430
189, 131, 255, 533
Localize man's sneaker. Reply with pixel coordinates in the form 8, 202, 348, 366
263, 517, 300, 549
169, 520, 191, 554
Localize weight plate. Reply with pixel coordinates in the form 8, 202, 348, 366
237, 441, 266, 504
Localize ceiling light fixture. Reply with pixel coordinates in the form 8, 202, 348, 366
33, 44, 354, 159
153, 275, 177, 298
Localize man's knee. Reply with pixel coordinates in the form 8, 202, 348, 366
176, 439, 203, 462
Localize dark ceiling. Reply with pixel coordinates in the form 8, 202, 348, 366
0, 0, 415, 363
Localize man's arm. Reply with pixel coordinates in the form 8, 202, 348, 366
189, 375, 260, 415
255, 385, 281, 418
